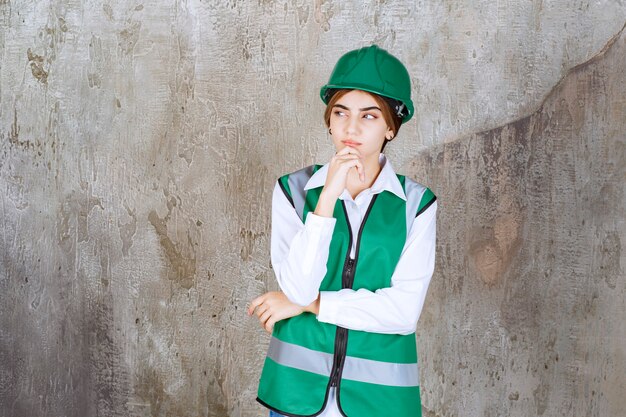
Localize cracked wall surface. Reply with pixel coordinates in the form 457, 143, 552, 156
1, 1, 625, 416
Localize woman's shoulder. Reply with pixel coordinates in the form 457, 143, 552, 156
274, 164, 325, 207
401, 176, 434, 195
400, 175, 437, 217
278, 164, 323, 179
276, 164, 324, 187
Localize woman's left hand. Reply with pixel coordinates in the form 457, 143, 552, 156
247, 291, 305, 333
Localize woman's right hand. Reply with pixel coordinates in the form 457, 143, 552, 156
314, 146, 364, 217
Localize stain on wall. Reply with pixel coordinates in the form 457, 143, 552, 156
412, 22, 626, 417
0, 1, 624, 416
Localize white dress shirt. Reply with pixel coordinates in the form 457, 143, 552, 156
269, 153, 437, 417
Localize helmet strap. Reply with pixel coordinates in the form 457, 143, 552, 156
396, 103, 406, 119
324, 88, 339, 103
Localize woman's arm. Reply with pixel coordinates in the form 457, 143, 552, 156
248, 180, 337, 332
250, 148, 378, 331
270, 181, 336, 306
315, 201, 437, 335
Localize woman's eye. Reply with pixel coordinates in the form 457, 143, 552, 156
363, 114, 376, 120
334, 111, 346, 117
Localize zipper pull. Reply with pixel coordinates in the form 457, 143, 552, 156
347, 257, 355, 272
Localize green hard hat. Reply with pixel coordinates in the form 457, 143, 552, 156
320, 44, 414, 123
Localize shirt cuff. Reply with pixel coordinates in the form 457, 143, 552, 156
317, 291, 341, 324
304, 212, 336, 235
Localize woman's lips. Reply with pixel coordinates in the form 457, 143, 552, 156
342, 140, 362, 146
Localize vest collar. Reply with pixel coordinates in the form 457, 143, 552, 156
303, 153, 407, 201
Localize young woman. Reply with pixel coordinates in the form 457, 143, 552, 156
247, 45, 437, 417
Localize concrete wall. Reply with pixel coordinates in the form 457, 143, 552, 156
0, 1, 624, 416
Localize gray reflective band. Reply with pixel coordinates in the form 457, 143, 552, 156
287, 165, 315, 222
267, 336, 333, 377
267, 337, 419, 387
404, 178, 426, 235
343, 354, 419, 387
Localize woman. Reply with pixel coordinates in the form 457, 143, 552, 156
248, 45, 437, 417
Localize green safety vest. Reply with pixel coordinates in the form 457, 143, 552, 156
257, 164, 436, 417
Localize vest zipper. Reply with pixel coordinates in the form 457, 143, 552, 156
329, 327, 346, 387
329, 257, 354, 387
328, 196, 378, 393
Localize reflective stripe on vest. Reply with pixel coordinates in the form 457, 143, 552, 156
267, 336, 419, 387
287, 165, 316, 221
404, 177, 429, 218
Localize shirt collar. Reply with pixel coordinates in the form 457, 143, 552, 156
303, 153, 407, 201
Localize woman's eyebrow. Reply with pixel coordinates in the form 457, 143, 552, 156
333, 104, 382, 112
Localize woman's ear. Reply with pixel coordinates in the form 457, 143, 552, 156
385, 129, 395, 140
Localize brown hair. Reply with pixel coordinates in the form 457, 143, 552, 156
323, 89, 403, 151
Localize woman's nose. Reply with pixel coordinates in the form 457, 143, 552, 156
346, 116, 360, 135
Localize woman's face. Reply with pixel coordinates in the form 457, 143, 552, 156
328, 90, 393, 159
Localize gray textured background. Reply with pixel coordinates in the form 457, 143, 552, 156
1, 1, 625, 416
